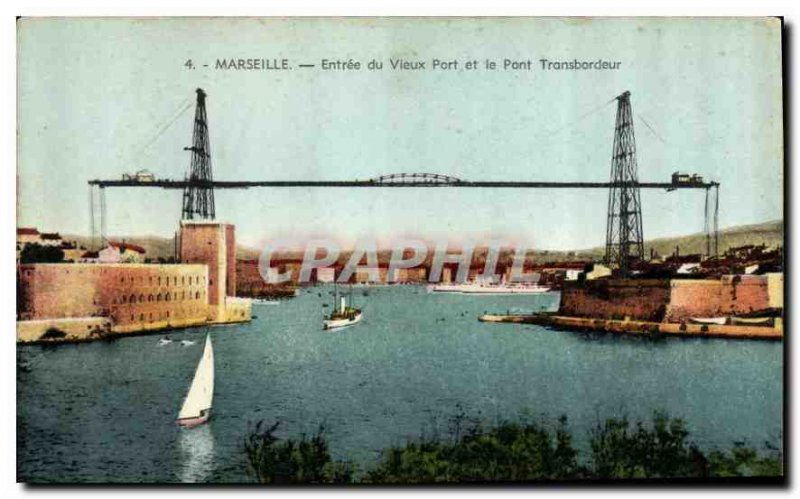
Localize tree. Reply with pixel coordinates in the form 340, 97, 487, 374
20, 243, 64, 264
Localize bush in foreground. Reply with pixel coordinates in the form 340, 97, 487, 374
244, 422, 353, 484
244, 413, 782, 484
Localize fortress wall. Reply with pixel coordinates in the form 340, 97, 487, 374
99, 264, 210, 331
180, 221, 237, 322
664, 276, 771, 322
559, 279, 672, 322
223, 297, 252, 324
17, 264, 210, 336
180, 223, 225, 307
225, 224, 237, 296
18, 264, 103, 320
718, 275, 771, 315
767, 273, 783, 309
179, 221, 244, 323
18, 223, 250, 342
664, 280, 723, 322
559, 275, 774, 324
17, 317, 113, 343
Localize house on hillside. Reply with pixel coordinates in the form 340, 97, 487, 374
16, 227, 41, 246
39, 232, 63, 247
99, 241, 146, 263
79, 250, 100, 263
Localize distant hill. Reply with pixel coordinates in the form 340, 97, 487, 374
577, 219, 784, 260
63, 219, 782, 263
647, 219, 783, 258
64, 234, 265, 261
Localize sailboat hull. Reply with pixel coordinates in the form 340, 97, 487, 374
178, 411, 210, 428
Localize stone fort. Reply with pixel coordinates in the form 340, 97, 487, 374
17, 221, 251, 343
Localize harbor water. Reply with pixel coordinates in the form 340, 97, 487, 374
17, 285, 782, 483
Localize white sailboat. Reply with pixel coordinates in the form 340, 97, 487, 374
177, 334, 214, 428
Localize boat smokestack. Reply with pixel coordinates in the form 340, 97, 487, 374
340, 296, 346, 314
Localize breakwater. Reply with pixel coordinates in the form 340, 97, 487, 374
479, 314, 782, 341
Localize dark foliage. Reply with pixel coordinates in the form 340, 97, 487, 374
20, 243, 64, 264
40, 327, 66, 340
244, 413, 782, 484
364, 415, 578, 483
244, 422, 353, 484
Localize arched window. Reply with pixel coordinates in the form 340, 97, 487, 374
165, 293, 171, 302
157, 294, 162, 302
121, 295, 127, 304
148, 294, 154, 302
130, 294, 136, 304
139, 294, 145, 302
195, 291, 200, 300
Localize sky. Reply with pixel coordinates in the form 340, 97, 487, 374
17, 18, 783, 251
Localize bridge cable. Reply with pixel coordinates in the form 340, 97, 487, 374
88, 185, 96, 251
714, 185, 720, 258
539, 97, 616, 139
120, 95, 194, 171
704, 187, 711, 257
100, 187, 108, 247
637, 114, 667, 145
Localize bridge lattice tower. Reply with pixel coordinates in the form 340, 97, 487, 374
181, 88, 216, 220
604, 91, 644, 276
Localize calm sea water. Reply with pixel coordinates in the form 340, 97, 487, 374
17, 285, 783, 483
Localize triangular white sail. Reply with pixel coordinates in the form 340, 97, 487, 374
178, 335, 214, 420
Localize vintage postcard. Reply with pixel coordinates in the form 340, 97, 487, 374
16, 17, 784, 484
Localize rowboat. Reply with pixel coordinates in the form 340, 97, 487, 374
689, 317, 727, 325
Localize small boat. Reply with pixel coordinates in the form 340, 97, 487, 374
427, 281, 551, 294
689, 317, 727, 325
323, 285, 362, 330
252, 298, 281, 305
177, 335, 214, 428
731, 316, 774, 326
158, 338, 173, 346
181, 340, 196, 346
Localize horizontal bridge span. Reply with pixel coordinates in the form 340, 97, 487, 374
88, 179, 719, 189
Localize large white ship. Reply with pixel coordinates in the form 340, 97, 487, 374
427, 281, 552, 295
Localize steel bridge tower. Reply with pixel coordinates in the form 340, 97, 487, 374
181, 88, 216, 220
604, 91, 644, 277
